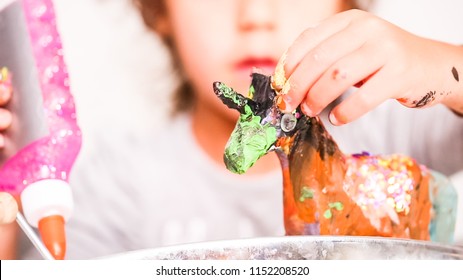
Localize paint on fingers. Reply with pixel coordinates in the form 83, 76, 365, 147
452, 67, 459, 82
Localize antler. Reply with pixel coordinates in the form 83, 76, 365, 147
213, 81, 257, 114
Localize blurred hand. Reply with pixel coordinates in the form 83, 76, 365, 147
0, 67, 13, 147
0, 192, 18, 225
274, 9, 463, 125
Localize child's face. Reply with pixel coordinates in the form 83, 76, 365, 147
163, 0, 345, 121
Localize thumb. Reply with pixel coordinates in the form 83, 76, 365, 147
0, 192, 18, 225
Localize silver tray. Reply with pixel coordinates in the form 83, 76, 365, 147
104, 236, 463, 260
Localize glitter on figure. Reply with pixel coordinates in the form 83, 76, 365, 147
213, 71, 457, 244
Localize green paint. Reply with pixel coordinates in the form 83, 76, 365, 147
323, 209, 332, 219
248, 85, 255, 99
299, 186, 314, 202
217, 79, 277, 174
323, 202, 343, 220
329, 202, 344, 211
224, 105, 277, 174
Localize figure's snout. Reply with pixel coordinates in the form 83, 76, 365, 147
223, 153, 246, 175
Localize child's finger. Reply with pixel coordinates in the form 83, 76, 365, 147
301, 43, 386, 116
283, 24, 368, 112
0, 108, 13, 130
328, 68, 401, 125
0, 192, 18, 225
282, 10, 357, 78
0, 82, 12, 106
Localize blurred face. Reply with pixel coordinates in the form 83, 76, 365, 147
163, 0, 345, 121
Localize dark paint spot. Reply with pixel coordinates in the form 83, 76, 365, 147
452, 67, 459, 82
413, 91, 436, 108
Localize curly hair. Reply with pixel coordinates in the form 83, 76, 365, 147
132, 0, 367, 115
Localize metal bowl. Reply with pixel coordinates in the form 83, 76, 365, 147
104, 236, 463, 260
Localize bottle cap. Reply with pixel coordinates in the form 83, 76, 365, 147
20, 179, 73, 259
20, 179, 73, 227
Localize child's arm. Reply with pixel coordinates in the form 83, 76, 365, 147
274, 9, 463, 125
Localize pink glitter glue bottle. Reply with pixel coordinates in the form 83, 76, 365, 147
0, 0, 81, 260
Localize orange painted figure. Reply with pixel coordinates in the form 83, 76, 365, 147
213, 71, 457, 244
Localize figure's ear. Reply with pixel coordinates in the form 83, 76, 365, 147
249, 73, 275, 110
213, 82, 256, 114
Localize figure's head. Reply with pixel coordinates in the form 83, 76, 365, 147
133, 0, 358, 118
214, 72, 303, 174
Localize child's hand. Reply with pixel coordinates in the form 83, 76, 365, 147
0, 192, 18, 225
274, 9, 463, 125
0, 68, 13, 147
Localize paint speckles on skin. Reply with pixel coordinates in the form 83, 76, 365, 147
452, 67, 459, 82
439, 92, 452, 97
413, 91, 436, 108
332, 69, 347, 80
396, 97, 409, 104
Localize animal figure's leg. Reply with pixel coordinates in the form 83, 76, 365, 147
277, 150, 320, 235
428, 170, 458, 243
